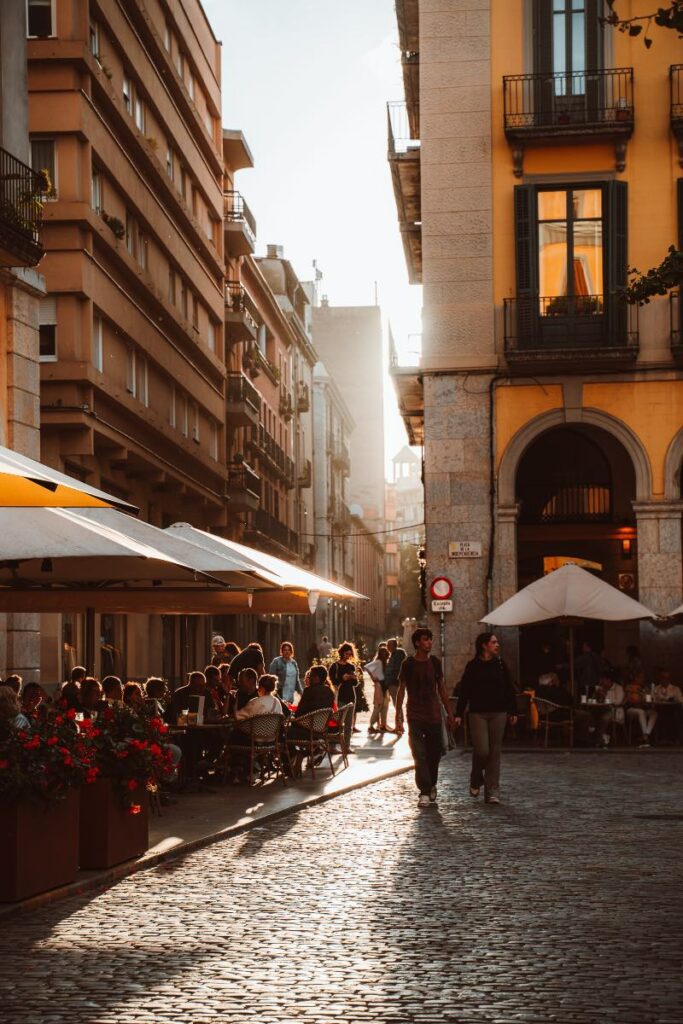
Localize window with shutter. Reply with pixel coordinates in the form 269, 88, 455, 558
27, 0, 54, 38
30, 138, 56, 197
39, 295, 57, 361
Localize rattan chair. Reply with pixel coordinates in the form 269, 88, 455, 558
532, 697, 574, 748
285, 706, 333, 779
223, 713, 289, 786
323, 702, 354, 772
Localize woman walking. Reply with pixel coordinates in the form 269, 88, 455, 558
329, 641, 362, 748
366, 644, 390, 734
454, 632, 517, 804
269, 641, 303, 705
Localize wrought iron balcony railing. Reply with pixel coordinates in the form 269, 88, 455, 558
249, 508, 299, 553
224, 190, 256, 245
503, 294, 638, 362
671, 65, 683, 162
671, 290, 682, 359
387, 100, 420, 157
226, 371, 260, 415
504, 68, 634, 138
0, 146, 45, 267
227, 461, 260, 498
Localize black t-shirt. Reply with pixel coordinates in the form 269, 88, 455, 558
229, 647, 264, 681
455, 657, 517, 716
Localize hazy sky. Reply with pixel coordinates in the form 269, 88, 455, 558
204, 0, 422, 471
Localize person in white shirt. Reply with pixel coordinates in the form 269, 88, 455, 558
235, 674, 284, 721
598, 677, 625, 748
366, 645, 390, 735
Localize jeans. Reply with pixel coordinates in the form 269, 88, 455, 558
407, 719, 442, 795
369, 683, 389, 728
380, 684, 399, 728
627, 706, 657, 738
469, 712, 508, 798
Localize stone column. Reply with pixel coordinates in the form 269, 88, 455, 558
633, 500, 683, 673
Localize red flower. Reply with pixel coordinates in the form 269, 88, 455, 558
128, 803, 142, 815
0, 759, 8, 769
149, 743, 162, 757
47, 736, 58, 746
66, 708, 77, 720
22, 736, 40, 750
127, 778, 138, 791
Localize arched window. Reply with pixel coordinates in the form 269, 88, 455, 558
517, 428, 612, 523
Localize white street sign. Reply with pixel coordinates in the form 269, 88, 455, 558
431, 599, 453, 612
449, 541, 482, 558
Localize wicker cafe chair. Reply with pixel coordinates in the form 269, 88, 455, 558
323, 702, 354, 773
532, 697, 574, 748
285, 707, 333, 779
223, 713, 289, 786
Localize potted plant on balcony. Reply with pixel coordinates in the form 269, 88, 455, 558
0, 706, 97, 902
78, 705, 173, 869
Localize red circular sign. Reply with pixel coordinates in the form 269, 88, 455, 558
430, 576, 453, 600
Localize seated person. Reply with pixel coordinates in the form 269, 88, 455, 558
3, 674, 22, 696
0, 685, 31, 734
653, 668, 683, 744
204, 664, 228, 717
624, 672, 657, 747
596, 674, 625, 748
235, 674, 284, 721
123, 681, 145, 712
20, 682, 48, 720
166, 671, 220, 778
144, 677, 169, 717
537, 672, 573, 710
286, 666, 336, 773
102, 675, 124, 703
59, 679, 83, 711
80, 677, 105, 719
166, 671, 218, 724
226, 667, 259, 717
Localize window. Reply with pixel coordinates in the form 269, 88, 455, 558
209, 421, 218, 460
192, 294, 199, 330
126, 348, 148, 405
181, 395, 189, 437
181, 280, 188, 320
122, 74, 132, 115
125, 211, 136, 256
134, 91, 145, 132
92, 313, 103, 372
169, 382, 176, 428
191, 402, 199, 442
165, 142, 174, 181
168, 267, 176, 305
91, 170, 101, 214
538, 187, 603, 308
180, 166, 188, 201
89, 20, 99, 59
207, 320, 216, 353
30, 138, 56, 197
188, 73, 195, 102
138, 231, 147, 270
534, 1, 603, 79
163, 21, 170, 51
26, 0, 54, 37
39, 295, 57, 361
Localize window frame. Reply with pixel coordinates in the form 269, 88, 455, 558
26, 0, 55, 39
91, 169, 102, 214
30, 137, 57, 199
39, 295, 57, 362
92, 313, 103, 372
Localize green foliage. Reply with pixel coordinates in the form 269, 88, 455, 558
622, 246, 683, 304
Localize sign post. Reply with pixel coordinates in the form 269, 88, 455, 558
429, 577, 453, 678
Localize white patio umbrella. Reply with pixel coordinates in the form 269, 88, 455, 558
667, 603, 683, 617
0, 444, 138, 512
481, 563, 657, 695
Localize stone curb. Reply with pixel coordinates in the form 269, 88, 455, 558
0, 761, 412, 920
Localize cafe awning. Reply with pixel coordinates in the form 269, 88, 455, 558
0, 444, 138, 513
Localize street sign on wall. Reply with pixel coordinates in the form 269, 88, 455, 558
429, 576, 453, 600
431, 599, 453, 612
449, 541, 482, 558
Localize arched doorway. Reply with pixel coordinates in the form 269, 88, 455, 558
515, 424, 638, 683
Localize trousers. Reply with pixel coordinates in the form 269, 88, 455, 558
407, 719, 442, 795
469, 711, 508, 797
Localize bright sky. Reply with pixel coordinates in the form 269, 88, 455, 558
204, 0, 422, 474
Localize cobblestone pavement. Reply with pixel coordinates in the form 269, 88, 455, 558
1, 751, 683, 1024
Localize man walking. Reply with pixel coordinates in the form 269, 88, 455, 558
381, 637, 406, 732
395, 627, 455, 807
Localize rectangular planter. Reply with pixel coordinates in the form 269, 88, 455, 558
0, 789, 80, 902
79, 778, 148, 869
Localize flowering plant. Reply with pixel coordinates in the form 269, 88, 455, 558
84, 704, 173, 814
0, 707, 98, 805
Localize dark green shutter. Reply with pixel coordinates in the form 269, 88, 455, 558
514, 185, 538, 346
606, 180, 628, 343
533, 1, 552, 75
678, 178, 683, 249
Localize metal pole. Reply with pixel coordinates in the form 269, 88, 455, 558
179, 615, 188, 686
84, 607, 96, 676
440, 612, 446, 679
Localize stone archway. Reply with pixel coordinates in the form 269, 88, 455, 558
663, 428, 683, 500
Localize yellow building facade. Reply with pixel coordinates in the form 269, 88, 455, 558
390, 0, 683, 682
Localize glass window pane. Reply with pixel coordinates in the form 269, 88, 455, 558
571, 11, 585, 74
539, 220, 568, 297
538, 190, 567, 220
553, 12, 566, 75
572, 221, 603, 296
572, 188, 602, 218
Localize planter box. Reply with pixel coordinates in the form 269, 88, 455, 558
79, 778, 148, 869
0, 789, 80, 902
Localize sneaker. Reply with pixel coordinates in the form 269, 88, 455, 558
429, 786, 437, 803
486, 794, 501, 804
638, 740, 650, 748
417, 794, 430, 808
469, 785, 480, 798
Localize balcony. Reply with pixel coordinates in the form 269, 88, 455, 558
671, 66, 683, 165
223, 190, 256, 255
296, 380, 310, 412
247, 424, 295, 486
331, 435, 351, 475
503, 294, 639, 370
387, 101, 421, 284
389, 327, 423, 446
225, 371, 261, 427
279, 387, 294, 421
503, 68, 634, 176
225, 281, 258, 343
226, 461, 260, 512
0, 146, 45, 268
247, 507, 299, 555
297, 457, 312, 489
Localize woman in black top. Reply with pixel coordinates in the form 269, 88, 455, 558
329, 642, 362, 747
454, 632, 517, 804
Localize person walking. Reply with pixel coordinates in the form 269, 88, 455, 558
329, 642, 362, 749
395, 627, 455, 808
454, 632, 518, 805
269, 641, 303, 705
319, 636, 332, 659
366, 644, 390, 734
381, 637, 406, 732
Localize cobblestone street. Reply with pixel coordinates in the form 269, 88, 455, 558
1, 751, 682, 1024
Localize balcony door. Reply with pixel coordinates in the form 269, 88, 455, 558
534, 1, 603, 124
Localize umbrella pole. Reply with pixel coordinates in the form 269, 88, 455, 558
85, 606, 96, 676
179, 615, 188, 686
569, 625, 576, 700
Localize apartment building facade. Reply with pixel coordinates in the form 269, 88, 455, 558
389, 0, 683, 683
28, 0, 226, 679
